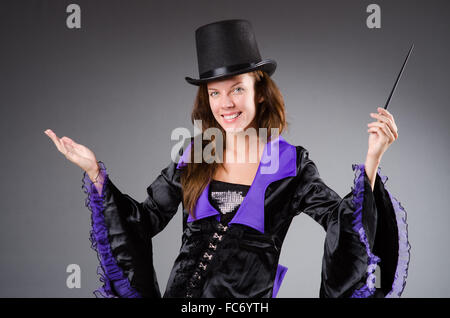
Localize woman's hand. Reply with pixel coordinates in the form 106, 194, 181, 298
366, 107, 399, 160
44, 129, 99, 176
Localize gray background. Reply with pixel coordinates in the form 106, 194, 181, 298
1, 0, 449, 297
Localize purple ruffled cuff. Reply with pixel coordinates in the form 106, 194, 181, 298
81, 161, 141, 298
349, 164, 410, 298
377, 166, 410, 298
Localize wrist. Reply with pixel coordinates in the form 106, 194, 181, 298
364, 154, 381, 191
87, 163, 100, 182
365, 153, 381, 164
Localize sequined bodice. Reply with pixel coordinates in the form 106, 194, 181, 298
208, 179, 251, 225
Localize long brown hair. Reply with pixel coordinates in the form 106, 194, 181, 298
180, 70, 288, 219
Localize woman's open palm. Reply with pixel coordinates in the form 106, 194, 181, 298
44, 129, 98, 174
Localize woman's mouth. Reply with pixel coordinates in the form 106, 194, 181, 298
221, 112, 242, 123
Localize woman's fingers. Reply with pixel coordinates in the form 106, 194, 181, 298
61, 136, 75, 150
45, 129, 80, 160
368, 122, 393, 140
373, 108, 399, 139
45, 129, 67, 155
369, 118, 397, 141
369, 112, 395, 134
61, 137, 76, 154
61, 136, 93, 159
45, 129, 98, 173
369, 117, 398, 140
377, 107, 394, 120
367, 122, 396, 142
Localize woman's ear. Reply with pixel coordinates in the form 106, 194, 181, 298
258, 96, 264, 103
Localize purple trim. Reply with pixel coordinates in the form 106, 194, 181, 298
272, 264, 288, 298
186, 135, 297, 233
81, 161, 141, 298
376, 167, 410, 298
349, 164, 410, 298
176, 140, 193, 170
350, 164, 381, 298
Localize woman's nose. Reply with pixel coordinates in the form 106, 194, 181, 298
220, 95, 234, 108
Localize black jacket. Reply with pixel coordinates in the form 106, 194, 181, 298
81, 135, 410, 298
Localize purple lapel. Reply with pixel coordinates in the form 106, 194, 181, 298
176, 135, 297, 233
176, 140, 192, 170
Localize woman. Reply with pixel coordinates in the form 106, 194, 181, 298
44, 19, 409, 298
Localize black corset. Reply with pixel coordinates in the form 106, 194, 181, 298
184, 179, 250, 298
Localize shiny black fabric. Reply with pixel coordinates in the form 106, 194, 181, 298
94, 142, 403, 298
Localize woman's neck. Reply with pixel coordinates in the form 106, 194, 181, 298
224, 132, 265, 164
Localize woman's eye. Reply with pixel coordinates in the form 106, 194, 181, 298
234, 87, 243, 93
210, 92, 218, 97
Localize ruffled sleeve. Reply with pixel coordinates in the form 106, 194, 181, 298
81, 154, 183, 298
291, 148, 410, 298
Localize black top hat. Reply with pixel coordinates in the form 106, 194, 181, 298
185, 19, 277, 86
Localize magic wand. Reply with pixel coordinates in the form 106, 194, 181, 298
384, 44, 414, 110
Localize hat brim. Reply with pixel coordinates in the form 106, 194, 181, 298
185, 59, 277, 86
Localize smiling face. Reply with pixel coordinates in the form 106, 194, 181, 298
207, 72, 263, 133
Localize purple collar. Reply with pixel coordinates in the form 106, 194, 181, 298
176, 135, 297, 233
